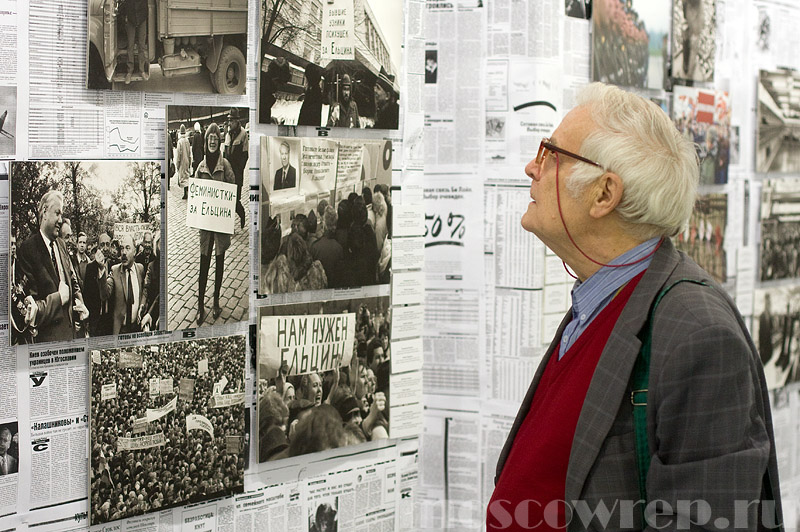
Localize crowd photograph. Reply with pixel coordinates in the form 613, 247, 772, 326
674, 193, 727, 284
260, 137, 393, 295
10, 161, 161, 345
166, 106, 250, 330
760, 179, 800, 282
90, 335, 246, 525
257, 296, 391, 463
672, 86, 731, 185
258, 0, 401, 129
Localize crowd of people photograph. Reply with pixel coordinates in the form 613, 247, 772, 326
258, 299, 391, 463
10, 161, 161, 345
261, 186, 392, 295
90, 336, 246, 525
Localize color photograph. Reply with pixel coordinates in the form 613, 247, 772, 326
670, 0, 716, 82
672, 86, 730, 185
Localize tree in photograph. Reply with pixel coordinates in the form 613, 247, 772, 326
115, 162, 160, 223
262, 0, 320, 54
10, 161, 55, 242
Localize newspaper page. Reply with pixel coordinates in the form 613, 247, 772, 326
418, 398, 482, 531
0, 324, 15, 519
0, 1, 17, 159
395, 438, 420, 532
17, 344, 88, 513
423, 2, 485, 167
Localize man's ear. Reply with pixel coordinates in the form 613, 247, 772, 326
589, 172, 623, 219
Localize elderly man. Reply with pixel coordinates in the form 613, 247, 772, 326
273, 141, 296, 190
84, 233, 113, 337
134, 230, 155, 267
488, 84, 782, 531
327, 74, 360, 128
15, 190, 89, 343
97, 234, 145, 335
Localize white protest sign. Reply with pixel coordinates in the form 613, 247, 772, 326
212, 375, 229, 397
187, 178, 237, 235
186, 414, 214, 438
117, 432, 166, 451
149, 377, 160, 397
179, 378, 195, 401
101, 383, 117, 401
209, 392, 245, 409
198, 359, 209, 375
260, 313, 355, 377
119, 350, 143, 368
321, 0, 355, 60
114, 222, 151, 246
146, 396, 177, 422
159, 377, 174, 395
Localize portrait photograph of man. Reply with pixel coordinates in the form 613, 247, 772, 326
273, 139, 298, 191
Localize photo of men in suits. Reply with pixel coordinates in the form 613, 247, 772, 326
98, 234, 145, 335
273, 141, 297, 190
15, 190, 89, 344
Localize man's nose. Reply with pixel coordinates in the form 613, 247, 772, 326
525, 158, 540, 182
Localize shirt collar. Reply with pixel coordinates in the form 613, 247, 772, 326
40, 230, 54, 250
571, 237, 660, 320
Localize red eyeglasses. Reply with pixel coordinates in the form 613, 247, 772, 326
535, 137, 605, 170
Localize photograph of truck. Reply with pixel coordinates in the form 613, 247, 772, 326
87, 0, 249, 94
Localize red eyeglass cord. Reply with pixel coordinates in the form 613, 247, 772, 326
552, 152, 663, 280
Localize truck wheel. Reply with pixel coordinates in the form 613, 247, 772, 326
213, 45, 246, 94
88, 46, 112, 90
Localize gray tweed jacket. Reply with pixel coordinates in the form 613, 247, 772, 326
495, 239, 783, 532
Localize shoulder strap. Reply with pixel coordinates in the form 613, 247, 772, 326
630, 279, 708, 510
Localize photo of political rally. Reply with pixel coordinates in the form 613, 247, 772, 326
257, 296, 391, 463
90, 335, 246, 525
10, 161, 162, 346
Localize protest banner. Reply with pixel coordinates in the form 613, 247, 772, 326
198, 359, 209, 375
117, 432, 166, 451
118, 350, 143, 368
101, 383, 117, 401
186, 414, 214, 438
146, 396, 177, 422
335, 141, 365, 189
299, 139, 338, 195
186, 178, 237, 235
159, 377, 174, 395
179, 377, 195, 401
114, 222, 151, 246
321, 0, 355, 60
149, 377, 160, 397
91, 351, 101, 364
226, 435, 243, 453
212, 375, 229, 396
259, 313, 355, 377
131, 417, 148, 434
209, 392, 245, 409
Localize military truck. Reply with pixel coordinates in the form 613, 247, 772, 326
88, 0, 248, 94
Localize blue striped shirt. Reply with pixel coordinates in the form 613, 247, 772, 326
558, 238, 661, 359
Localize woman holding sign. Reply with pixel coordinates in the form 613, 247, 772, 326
194, 123, 236, 325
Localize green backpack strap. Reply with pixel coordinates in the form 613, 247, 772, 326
630, 279, 708, 512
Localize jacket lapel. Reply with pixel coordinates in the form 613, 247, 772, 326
495, 310, 572, 481
36, 233, 59, 285
564, 239, 681, 504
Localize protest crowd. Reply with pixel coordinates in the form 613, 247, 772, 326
258, 304, 391, 462
261, 185, 392, 294
90, 336, 246, 524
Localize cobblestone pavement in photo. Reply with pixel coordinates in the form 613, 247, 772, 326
167, 181, 250, 331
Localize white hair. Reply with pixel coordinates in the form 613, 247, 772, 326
567, 83, 699, 240
38, 189, 64, 221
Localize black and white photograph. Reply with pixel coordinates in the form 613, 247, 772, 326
425, 50, 438, 84
753, 286, 800, 390
258, 0, 402, 128
87, 0, 248, 94
760, 178, 800, 282
10, 161, 162, 346
166, 106, 250, 330
0, 422, 18, 476
670, 0, 716, 82
259, 136, 392, 295
565, 0, 591, 19
757, 68, 800, 174
90, 335, 246, 525
257, 296, 391, 463
309, 499, 338, 532
675, 193, 727, 284
0, 86, 16, 156
592, 0, 670, 89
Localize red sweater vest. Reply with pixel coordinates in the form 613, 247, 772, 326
487, 272, 644, 531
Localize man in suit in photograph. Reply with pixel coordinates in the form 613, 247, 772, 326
84, 233, 114, 337
488, 83, 782, 531
98, 233, 145, 335
273, 141, 296, 190
0, 427, 16, 475
15, 190, 89, 343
